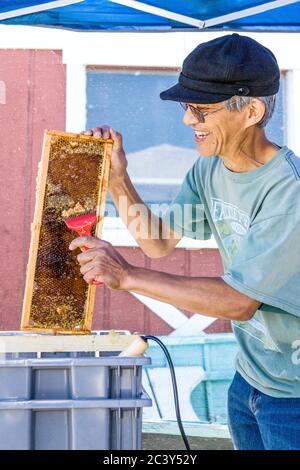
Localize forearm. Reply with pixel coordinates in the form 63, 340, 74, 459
125, 266, 257, 320
109, 172, 177, 257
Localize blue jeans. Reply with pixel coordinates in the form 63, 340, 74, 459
228, 371, 300, 450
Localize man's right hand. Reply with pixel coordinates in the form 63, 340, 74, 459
82, 125, 128, 188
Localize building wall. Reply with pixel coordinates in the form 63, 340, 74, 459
0, 49, 66, 330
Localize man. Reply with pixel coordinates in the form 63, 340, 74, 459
70, 34, 300, 450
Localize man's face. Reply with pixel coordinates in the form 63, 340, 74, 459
182, 101, 249, 157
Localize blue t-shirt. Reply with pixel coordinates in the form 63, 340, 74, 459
162, 146, 300, 397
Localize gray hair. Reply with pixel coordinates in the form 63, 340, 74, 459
223, 95, 276, 128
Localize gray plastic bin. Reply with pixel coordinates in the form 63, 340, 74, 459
0, 333, 152, 450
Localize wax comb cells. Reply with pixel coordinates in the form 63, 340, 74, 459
21, 131, 112, 334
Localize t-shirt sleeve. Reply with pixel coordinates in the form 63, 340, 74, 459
161, 161, 212, 240
222, 210, 300, 317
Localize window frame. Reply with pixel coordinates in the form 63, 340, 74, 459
84, 65, 218, 248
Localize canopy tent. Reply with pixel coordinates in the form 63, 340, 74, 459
0, 0, 300, 32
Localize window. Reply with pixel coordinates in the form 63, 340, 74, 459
86, 68, 286, 216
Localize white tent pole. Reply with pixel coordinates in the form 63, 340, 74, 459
0, 0, 83, 21
204, 0, 300, 28
109, 0, 205, 28
110, 0, 300, 29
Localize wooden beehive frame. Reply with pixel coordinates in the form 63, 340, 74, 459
21, 130, 113, 335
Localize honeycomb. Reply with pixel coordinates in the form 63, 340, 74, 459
22, 131, 112, 334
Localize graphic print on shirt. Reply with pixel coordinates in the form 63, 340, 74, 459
211, 198, 250, 260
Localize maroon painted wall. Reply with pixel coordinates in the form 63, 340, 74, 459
0, 49, 66, 330
0, 49, 231, 335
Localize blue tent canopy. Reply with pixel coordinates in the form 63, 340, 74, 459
0, 0, 300, 31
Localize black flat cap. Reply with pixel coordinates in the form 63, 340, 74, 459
160, 33, 280, 104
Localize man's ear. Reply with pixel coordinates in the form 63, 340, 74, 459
245, 98, 265, 128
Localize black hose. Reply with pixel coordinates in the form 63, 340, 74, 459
142, 335, 191, 451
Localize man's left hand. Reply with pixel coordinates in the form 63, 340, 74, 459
69, 237, 131, 290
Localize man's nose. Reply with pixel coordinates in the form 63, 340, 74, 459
183, 107, 199, 126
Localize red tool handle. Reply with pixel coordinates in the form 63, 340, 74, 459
65, 217, 104, 287
82, 245, 103, 286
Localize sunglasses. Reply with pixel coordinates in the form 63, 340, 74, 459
179, 102, 224, 123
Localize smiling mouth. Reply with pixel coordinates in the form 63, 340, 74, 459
195, 131, 210, 141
